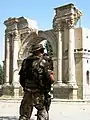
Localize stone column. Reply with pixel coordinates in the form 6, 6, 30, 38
53, 24, 64, 98
57, 28, 62, 84
62, 27, 68, 83
65, 17, 78, 99
13, 30, 19, 84
4, 33, 10, 85
67, 18, 77, 87
13, 29, 20, 97
3, 33, 13, 96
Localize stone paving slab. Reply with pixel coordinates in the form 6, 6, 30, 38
0, 117, 18, 120
0, 99, 90, 120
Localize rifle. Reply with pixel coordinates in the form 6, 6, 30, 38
44, 92, 51, 111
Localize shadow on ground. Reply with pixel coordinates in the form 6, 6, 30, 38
0, 116, 18, 120
0, 116, 35, 120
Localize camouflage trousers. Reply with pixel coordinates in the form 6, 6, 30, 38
19, 90, 49, 120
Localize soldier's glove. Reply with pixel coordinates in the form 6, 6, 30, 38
47, 70, 55, 84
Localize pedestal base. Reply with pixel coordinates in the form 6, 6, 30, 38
2, 84, 23, 97
53, 82, 78, 99
3, 84, 14, 96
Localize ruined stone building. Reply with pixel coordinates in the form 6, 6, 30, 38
3, 3, 90, 100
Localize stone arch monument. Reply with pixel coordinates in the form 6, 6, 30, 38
3, 3, 82, 99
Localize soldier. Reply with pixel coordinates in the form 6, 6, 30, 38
19, 44, 54, 120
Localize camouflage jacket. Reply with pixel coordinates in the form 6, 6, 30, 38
19, 53, 54, 92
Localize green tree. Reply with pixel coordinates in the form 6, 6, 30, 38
45, 40, 53, 56
0, 64, 4, 85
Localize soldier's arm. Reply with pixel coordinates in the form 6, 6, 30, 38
19, 59, 26, 88
44, 55, 54, 84
48, 57, 54, 84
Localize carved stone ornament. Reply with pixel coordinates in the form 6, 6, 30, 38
53, 21, 64, 32
5, 33, 10, 39
12, 29, 18, 35
20, 32, 29, 42
56, 8, 71, 18
7, 24, 17, 31
65, 17, 75, 29
18, 23, 27, 29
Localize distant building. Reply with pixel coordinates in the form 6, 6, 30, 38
74, 28, 90, 99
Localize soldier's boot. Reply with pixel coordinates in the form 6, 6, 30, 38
47, 112, 49, 120
37, 108, 49, 120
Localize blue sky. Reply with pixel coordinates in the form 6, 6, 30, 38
0, 0, 90, 64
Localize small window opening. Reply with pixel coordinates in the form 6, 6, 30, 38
86, 36, 88, 38
86, 71, 89, 85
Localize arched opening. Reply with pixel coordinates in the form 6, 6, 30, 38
40, 40, 53, 57
18, 30, 57, 60
18, 31, 57, 75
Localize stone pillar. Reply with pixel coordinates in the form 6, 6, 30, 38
13, 29, 20, 97
13, 30, 19, 85
67, 18, 77, 87
62, 27, 68, 83
66, 17, 78, 99
3, 33, 14, 96
57, 29, 62, 84
53, 24, 66, 98
4, 33, 10, 85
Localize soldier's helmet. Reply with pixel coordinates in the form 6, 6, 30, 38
32, 44, 45, 52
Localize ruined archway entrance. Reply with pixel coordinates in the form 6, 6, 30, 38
3, 3, 82, 99
18, 30, 57, 60
18, 30, 58, 83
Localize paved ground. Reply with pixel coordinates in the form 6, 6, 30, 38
0, 98, 90, 120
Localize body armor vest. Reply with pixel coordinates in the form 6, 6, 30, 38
19, 53, 53, 92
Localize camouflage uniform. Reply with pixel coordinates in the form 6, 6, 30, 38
19, 44, 54, 120
19, 91, 48, 120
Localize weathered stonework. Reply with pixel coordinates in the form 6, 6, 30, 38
52, 3, 82, 99
3, 3, 90, 100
